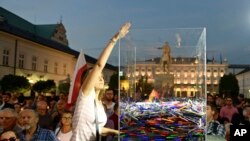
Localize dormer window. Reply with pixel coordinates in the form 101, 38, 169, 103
51, 24, 68, 46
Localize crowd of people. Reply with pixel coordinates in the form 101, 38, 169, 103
2, 91, 249, 141
0, 89, 118, 141
206, 93, 250, 141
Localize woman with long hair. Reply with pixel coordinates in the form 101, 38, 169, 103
70, 22, 131, 141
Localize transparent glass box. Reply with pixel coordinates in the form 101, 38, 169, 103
119, 28, 206, 101
118, 28, 207, 141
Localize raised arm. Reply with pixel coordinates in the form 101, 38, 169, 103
81, 22, 131, 96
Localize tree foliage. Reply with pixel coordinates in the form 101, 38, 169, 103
58, 82, 70, 94
219, 73, 239, 98
32, 79, 56, 93
108, 72, 119, 91
0, 74, 30, 93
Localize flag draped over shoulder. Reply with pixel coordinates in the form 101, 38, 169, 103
67, 50, 87, 108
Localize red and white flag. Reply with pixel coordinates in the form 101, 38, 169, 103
67, 50, 87, 108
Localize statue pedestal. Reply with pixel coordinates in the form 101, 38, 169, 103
154, 73, 174, 99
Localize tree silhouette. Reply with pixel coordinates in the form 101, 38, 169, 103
32, 79, 56, 93
136, 76, 154, 100
219, 73, 239, 99
108, 72, 119, 91
58, 82, 70, 94
0, 74, 30, 93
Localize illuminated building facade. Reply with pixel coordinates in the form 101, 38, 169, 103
236, 68, 250, 98
123, 57, 228, 97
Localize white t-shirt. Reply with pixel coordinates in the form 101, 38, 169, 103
70, 89, 107, 141
57, 130, 73, 141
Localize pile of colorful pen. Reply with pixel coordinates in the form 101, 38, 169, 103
120, 99, 205, 141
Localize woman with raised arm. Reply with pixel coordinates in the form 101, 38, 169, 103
70, 22, 131, 141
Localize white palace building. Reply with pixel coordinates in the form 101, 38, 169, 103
0, 7, 117, 87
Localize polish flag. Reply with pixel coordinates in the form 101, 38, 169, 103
67, 50, 87, 108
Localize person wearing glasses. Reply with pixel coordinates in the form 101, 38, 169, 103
70, 22, 131, 141
0, 130, 19, 141
55, 111, 73, 141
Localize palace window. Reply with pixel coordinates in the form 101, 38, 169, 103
63, 64, 67, 75
32, 56, 37, 70
2, 49, 9, 66
18, 54, 24, 69
54, 62, 58, 74
44, 60, 48, 72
